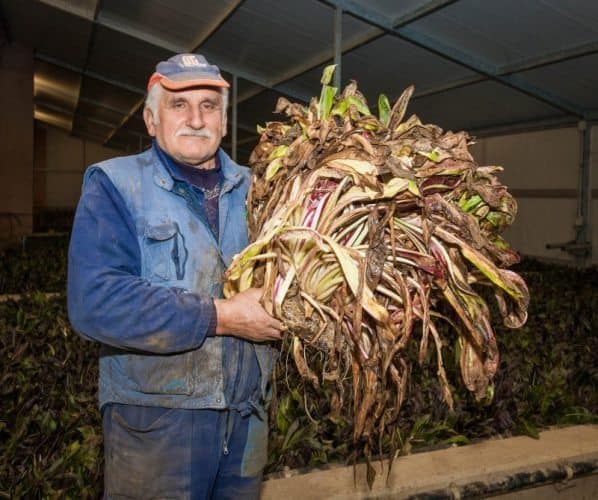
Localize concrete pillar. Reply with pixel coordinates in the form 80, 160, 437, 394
0, 43, 34, 241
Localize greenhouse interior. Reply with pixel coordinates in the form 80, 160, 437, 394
1, 0, 597, 498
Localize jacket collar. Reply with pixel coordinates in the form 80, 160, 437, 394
150, 141, 245, 192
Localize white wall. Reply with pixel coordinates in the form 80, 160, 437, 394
470, 128, 579, 190
469, 125, 597, 265
38, 125, 126, 209
36, 122, 598, 265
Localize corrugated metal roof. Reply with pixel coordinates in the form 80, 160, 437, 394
2, 0, 597, 158
34, 60, 81, 131
4, 0, 92, 66
201, 0, 368, 78
409, 0, 598, 67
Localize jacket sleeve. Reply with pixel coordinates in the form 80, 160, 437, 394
67, 168, 217, 354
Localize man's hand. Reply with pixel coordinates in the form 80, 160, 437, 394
214, 287, 284, 342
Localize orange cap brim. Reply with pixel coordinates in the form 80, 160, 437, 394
147, 72, 230, 92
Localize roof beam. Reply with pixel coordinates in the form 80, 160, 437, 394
38, 0, 97, 20
94, 13, 274, 89
238, 0, 457, 104
391, 0, 459, 26
97, 12, 182, 53
36, 52, 146, 95
92, 5, 312, 143
35, 99, 146, 141
35, 53, 260, 145
269, 3, 595, 106
324, 0, 587, 118
399, 41, 598, 102
188, 0, 246, 52
36, 0, 459, 149
35, 99, 116, 132
76, 96, 150, 140
412, 75, 485, 99
103, 96, 144, 145
40, 0, 273, 88
499, 40, 598, 75
38, 0, 101, 132
469, 115, 579, 138
37, 0, 305, 147
271, 0, 458, 86
78, 114, 147, 139
96, 0, 456, 148
78, 95, 136, 116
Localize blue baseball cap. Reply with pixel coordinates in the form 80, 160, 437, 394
147, 53, 230, 91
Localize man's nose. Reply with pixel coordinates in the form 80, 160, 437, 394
187, 106, 205, 128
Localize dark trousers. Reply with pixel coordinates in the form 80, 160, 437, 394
102, 403, 268, 499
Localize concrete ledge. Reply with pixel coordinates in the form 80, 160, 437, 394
261, 425, 598, 499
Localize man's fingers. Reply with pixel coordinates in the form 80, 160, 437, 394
269, 317, 284, 331
260, 318, 283, 340
216, 287, 285, 341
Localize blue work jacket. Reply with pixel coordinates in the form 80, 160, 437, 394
68, 145, 274, 414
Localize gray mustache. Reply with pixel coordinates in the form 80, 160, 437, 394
176, 128, 213, 138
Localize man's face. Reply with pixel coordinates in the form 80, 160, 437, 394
144, 86, 227, 169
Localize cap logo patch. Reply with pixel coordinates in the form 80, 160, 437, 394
181, 55, 201, 67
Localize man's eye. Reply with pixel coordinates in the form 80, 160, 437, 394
201, 102, 218, 113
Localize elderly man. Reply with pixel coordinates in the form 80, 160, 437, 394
68, 53, 283, 499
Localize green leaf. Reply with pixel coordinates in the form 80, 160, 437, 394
320, 64, 337, 85
269, 144, 288, 160
378, 93, 391, 127
459, 194, 483, 212
290, 389, 302, 403
276, 393, 292, 434
407, 179, 421, 197
331, 99, 350, 117
516, 419, 540, 439
420, 149, 440, 162
282, 419, 309, 451
346, 95, 370, 116
265, 157, 284, 181
410, 414, 431, 439
318, 85, 338, 120
439, 435, 470, 446
559, 407, 598, 425
460, 246, 525, 301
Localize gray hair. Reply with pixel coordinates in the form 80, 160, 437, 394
144, 84, 229, 125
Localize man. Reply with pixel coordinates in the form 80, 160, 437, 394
68, 53, 283, 499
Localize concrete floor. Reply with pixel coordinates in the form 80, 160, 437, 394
260, 425, 598, 499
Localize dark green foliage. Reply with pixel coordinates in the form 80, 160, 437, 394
1, 239, 596, 492
0, 293, 102, 498
0, 235, 69, 293
265, 257, 598, 473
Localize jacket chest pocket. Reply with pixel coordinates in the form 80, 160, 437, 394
143, 222, 188, 282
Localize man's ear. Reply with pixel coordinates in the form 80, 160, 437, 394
143, 107, 157, 136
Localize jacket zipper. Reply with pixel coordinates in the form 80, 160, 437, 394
223, 339, 244, 456
223, 410, 231, 455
